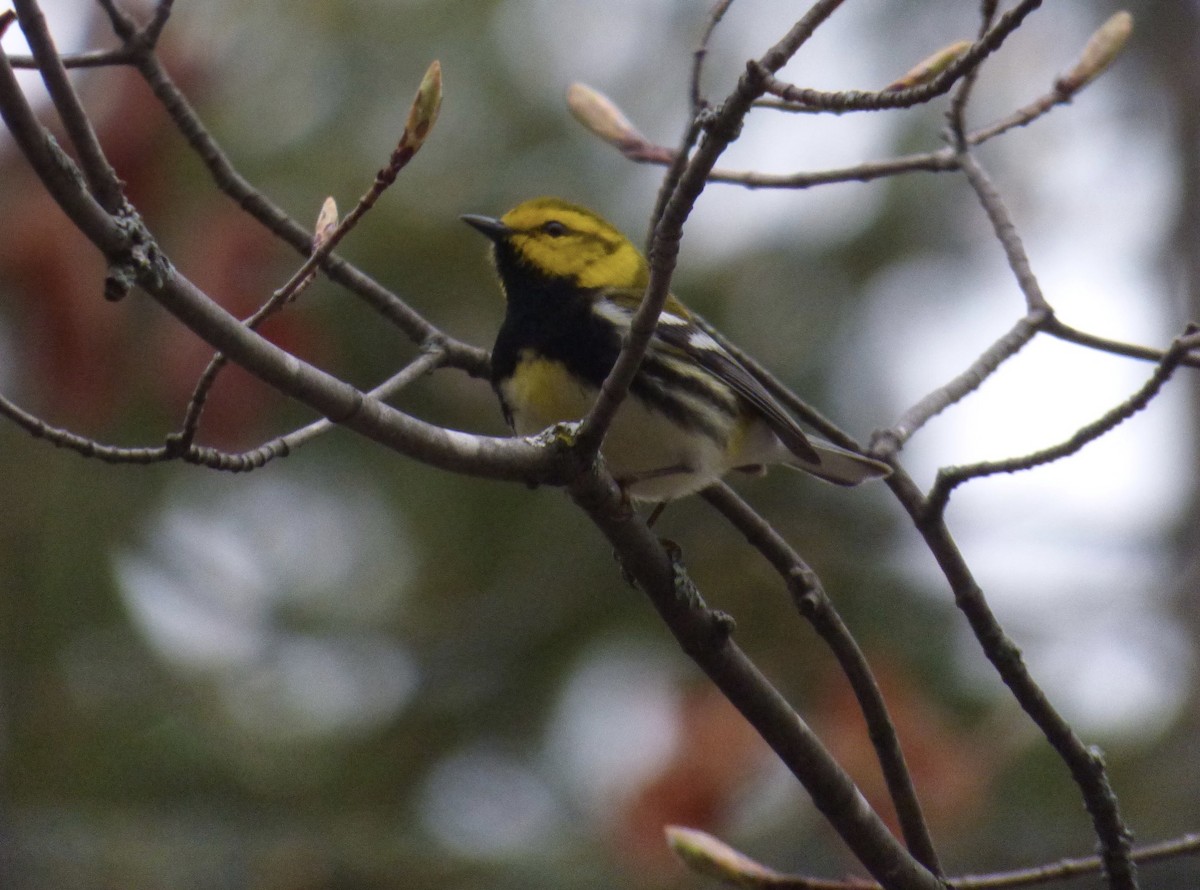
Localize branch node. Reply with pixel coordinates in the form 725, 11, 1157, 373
103, 264, 135, 302
709, 609, 737, 641
161, 431, 186, 458
102, 205, 166, 301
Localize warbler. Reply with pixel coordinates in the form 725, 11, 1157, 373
463, 197, 890, 503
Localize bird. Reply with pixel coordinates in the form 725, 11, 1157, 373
462, 197, 890, 504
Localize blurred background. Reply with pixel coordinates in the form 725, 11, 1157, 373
1, 1, 1197, 887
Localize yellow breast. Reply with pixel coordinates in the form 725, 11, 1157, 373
500, 351, 597, 435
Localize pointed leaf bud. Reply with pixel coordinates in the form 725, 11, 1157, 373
665, 826, 783, 883
313, 196, 339, 251
567, 82, 644, 150
404, 59, 443, 150
1057, 11, 1133, 95
392, 60, 443, 169
885, 40, 972, 91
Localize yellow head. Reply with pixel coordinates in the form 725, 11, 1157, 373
463, 197, 649, 291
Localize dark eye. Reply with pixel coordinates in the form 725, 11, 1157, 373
543, 220, 567, 237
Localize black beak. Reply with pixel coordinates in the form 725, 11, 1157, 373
460, 214, 512, 242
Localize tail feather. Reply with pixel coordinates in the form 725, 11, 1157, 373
786, 439, 891, 487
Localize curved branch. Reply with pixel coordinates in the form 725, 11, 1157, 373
954, 151, 1050, 314
0, 41, 129, 257
756, 0, 1042, 113
146, 262, 559, 482
0, 392, 172, 464
0, 348, 445, 472
886, 467, 1139, 890
689, 0, 734, 112
669, 826, 1200, 890
872, 311, 1047, 458
576, 0, 850, 460
568, 471, 941, 890
926, 327, 1197, 514
1044, 316, 1200, 369
116, 40, 489, 377
702, 483, 942, 877
5, 47, 136, 69
12, 0, 126, 211
0, 37, 558, 484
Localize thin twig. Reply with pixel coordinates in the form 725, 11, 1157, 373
872, 311, 1048, 458
947, 0, 1000, 131
173, 65, 441, 451
646, 115, 704, 250
757, 0, 848, 74
954, 152, 1050, 314
756, 0, 1042, 113
949, 832, 1200, 890
888, 463, 1140, 890
179, 347, 447, 471
702, 483, 942, 877
576, 0, 850, 462
94, 0, 137, 38
9, 0, 170, 69
690, 0, 735, 112
143, 0, 176, 46
6, 47, 136, 68
590, 81, 1121, 192
926, 326, 1198, 515
584, 17, 1133, 196
0, 392, 173, 464
0, 350, 445, 471
13, 0, 126, 212
104, 33, 487, 377
1043, 316, 1200, 368
668, 826, 1200, 889
569, 470, 941, 890
969, 88, 1073, 145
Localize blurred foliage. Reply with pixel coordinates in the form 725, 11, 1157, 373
0, 1, 1198, 889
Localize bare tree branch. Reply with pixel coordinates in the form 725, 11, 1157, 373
1, 349, 445, 471
575, 0, 850, 462
2, 5, 1194, 890
0, 29, 564, 486
100, 23, 488, 376
1043, 315, 1200, 368
887, 463, 1139, 890
6, 47, 137, 68
953, 152, 1051, 314
702, 483, 942, 877
755, 0, 1041, 113
926, 326, 1199, 515
12, 0, 126, 211
568, 470, 941, 890
0, 391, 173, 464
689, 0, 734, 112
872, 312, 1048, 458
669, 825, 1200, 889
946, 0, 1000, 132
0, 29, 128, 257
173, 63, 442, 451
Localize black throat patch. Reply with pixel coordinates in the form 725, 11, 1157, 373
489, 243, 620, 391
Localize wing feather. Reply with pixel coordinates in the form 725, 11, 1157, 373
596, 289, 821, 464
